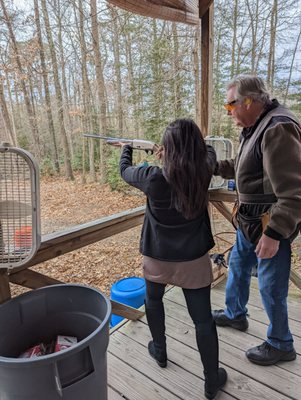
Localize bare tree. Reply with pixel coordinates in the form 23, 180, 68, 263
40, 0, 74, 180
193, 21, 201, 127
172, 22, 181, 118
109, 6, 124, 135
284, 24, 301, 104
267, 0, 278, 92
90, 0, 107, 183
0, 77, 15, 144
34, 0, 60, 173
78, 0, 96, 181
0, 0, 41, 157
123, 18, 140, 135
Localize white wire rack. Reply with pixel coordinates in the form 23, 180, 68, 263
205, 136, 233, 190
0, 143, 40, 269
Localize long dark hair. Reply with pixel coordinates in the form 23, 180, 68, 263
162, 118, 211, 219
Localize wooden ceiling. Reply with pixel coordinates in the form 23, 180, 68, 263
107, 0, 214, 24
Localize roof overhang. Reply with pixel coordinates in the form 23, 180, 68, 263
107, 0, 214, 25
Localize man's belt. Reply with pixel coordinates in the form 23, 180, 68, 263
238, 193, 277, 204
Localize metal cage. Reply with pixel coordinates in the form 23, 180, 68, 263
0, 143, 40, 269
205, 136, 233, 190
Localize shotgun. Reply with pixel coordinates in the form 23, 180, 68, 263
83, 133, 157, 153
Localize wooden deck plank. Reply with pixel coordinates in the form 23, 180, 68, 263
166, 287, 301, 351
210, 289, 301, 338
108, 285, 301, 400
108, 386, 126, 400
109, 332, 220, 400
119, 320, 293, 400
214, 282, 301, 323
165, 288, 301, 376
165, 286, 301, 342
210, 292, 301, 353
108, 352, 181, 400
160, 301, 301, 399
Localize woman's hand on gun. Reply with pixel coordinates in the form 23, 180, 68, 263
155, 145, 164, 160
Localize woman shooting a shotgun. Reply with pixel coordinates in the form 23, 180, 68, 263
114, 118, 227, 399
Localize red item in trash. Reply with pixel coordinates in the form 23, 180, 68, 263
14, 226, 32, 247
19, 344, 45, 358
54, 335, 77, 353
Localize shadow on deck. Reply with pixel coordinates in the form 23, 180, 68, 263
108, 281, 301, 400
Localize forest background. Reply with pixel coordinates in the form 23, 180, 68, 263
1, 0, 301, 186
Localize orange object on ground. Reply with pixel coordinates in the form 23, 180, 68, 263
14, 226, 32, 247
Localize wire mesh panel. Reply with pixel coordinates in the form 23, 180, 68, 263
0, 143, 40, 269
205, 137, 233, 190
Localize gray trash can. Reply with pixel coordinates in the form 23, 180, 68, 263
0, 284, 111, 400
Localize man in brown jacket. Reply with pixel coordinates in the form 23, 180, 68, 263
213, 75, 301, 365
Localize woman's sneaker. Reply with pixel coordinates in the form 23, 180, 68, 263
205, 367, 228, 399
148, 341, 167, 368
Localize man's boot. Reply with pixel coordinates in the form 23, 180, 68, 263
212, 309, 249, 331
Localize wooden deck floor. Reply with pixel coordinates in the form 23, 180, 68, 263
107, 281, 301, 400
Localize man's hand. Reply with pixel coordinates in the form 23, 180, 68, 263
255, 233, 280, 259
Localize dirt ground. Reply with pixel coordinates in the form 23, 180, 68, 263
10, 174, 301, 299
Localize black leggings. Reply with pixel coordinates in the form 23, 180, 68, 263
145, 279, 219, 379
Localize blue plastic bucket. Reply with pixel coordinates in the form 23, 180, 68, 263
110, 277, 146, 327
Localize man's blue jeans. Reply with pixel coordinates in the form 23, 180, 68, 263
224, 229, 294, 351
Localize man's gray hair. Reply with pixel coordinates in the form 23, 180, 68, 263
227, 75, 270, 104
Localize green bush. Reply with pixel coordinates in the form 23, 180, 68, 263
40, 157, 57, 176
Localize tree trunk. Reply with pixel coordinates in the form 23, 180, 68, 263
193, 20, 201, 127
56, 0, 74, 158
231, 0, 238, 78
40, 0, 74, 180
284, 26, 301, 104
0, 0, 41, 157
246, 0, 259, 74
267, 0, 278, 93
34, 0, 60, 173
110, 6, 124, 135
124, 27, 140, 135
90, 0, 107, 183
172, 22, 181, 118
79, 0, 96, 181
0, 79, 15, 144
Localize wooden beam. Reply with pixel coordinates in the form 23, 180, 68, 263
209, 189, 236, 203
290, 269, 301, 291
9, 269, 145, 319
0, 270, 11, 304
111, 300, 144, 320
199, 0, 214, 18
211, 201, 232, 223
9, 269, 62, 288
200, 3, 213, 135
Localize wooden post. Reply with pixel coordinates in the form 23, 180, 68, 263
200, 2, 214, 136
0, 270, 11, 304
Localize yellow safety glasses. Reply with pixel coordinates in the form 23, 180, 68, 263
224, 99, 239, 112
